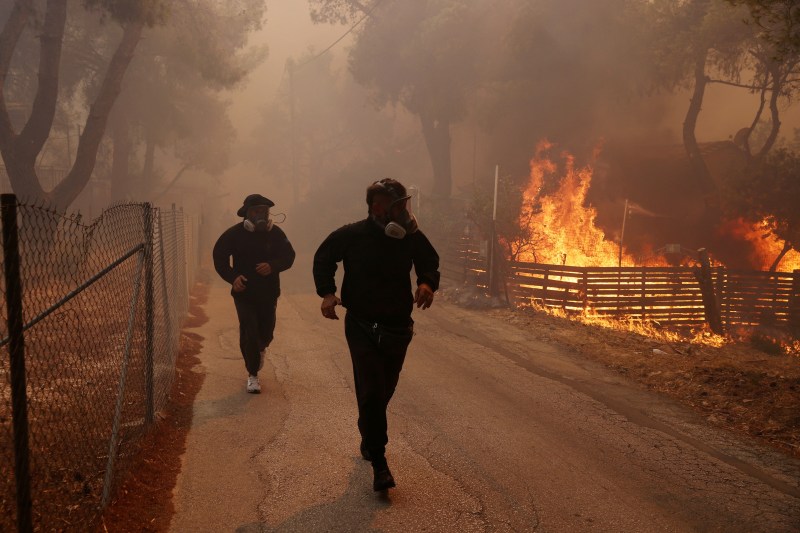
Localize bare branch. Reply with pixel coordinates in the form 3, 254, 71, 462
706, 78, 776, 90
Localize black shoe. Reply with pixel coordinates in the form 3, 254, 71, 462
360, 441, 371, 461
372, 460, 395, 492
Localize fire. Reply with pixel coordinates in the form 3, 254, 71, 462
516, 140, 664, 267
507, 140, 800, 351
528, 299, 728, 348
721, 218, 800, 272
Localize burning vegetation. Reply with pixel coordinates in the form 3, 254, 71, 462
466, 139, 799, 356
510, 140, 798, 273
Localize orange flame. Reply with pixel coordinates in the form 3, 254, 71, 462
516, 140, 665, 267
510, 141, 797, 352
720, 218, 800, 272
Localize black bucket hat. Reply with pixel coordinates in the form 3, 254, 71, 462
237, 194, 275, 217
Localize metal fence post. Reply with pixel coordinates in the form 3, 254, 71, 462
171, 204, 179, 312
143, 204, 155, 423
1, 194, 33, 533
100, 249, 146, 509
180, 207, 188, 302
156, 211, 172, 342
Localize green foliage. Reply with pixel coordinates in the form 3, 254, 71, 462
726, 0, 800, 60
646, 0, 755, 91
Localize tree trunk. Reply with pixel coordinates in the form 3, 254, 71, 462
0, 0, 35, 149
51, 19, 144, 210
754, 63, 783, 162
769, 241, 792, 272
420, 112, 452, 199
0, 0, 67, 205
682, 50, 716, 199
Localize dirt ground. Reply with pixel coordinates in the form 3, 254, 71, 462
477, 302, 800, 459
99, 280, 209, 532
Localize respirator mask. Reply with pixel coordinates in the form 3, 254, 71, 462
382, 197, 418, 239
243, 206, 273, 232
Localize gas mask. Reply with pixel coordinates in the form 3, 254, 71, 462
380, 198, 418, 239
243, 208, 273, 232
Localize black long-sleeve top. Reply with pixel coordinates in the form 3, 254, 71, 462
313, 218, 440, 326
213, 223, 295, 300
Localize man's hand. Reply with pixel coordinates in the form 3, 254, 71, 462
232, 275, 248, 292
414, 283, 434, 310
321, 293, 342, 320
256, 262, 272, 276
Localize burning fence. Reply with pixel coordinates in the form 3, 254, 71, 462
444, 141, 800, 353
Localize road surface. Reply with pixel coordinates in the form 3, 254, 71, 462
171, 272, 800, 532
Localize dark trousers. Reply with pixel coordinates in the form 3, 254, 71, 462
233, 296, 277, 376
344, 312, 413, 460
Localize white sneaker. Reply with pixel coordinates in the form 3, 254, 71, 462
246, 375, 261, 394
258, 348, 266, 371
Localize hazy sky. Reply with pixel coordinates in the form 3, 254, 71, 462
228, 0, 348, 138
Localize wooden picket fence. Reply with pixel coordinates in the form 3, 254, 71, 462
442, 236, 800, 331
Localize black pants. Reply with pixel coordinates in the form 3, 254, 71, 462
344, 312, 413, 460
233, 296, 277, 376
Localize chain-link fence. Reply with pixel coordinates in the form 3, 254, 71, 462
0, 194, 197, 532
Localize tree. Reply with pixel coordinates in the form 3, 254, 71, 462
0, 0, 164, 210
727, 0, 800, 60
469, 171, 542, 262
105, 0, 265, 201
722, 147, 800, 270
311, 0, 481, 199
648, 0, 800, 192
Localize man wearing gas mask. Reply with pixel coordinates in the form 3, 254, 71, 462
213, 194, 296, 394
313, 178, 440, 492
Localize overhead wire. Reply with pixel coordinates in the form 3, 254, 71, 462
290, 0, 388, 74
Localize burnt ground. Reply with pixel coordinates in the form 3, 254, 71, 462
98, 280, 209, 532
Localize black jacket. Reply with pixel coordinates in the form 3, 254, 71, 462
213, 223, 295, 300
313, 218, 440, 326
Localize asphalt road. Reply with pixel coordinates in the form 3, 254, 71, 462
171, 274, 800, 532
